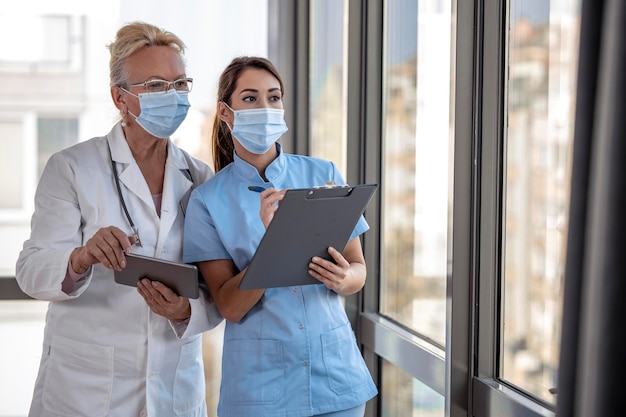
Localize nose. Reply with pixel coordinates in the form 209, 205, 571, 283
256, 97, 271, 108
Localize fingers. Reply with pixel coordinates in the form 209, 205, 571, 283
137, 279, 171, 306
83, 226, 134, 271
308, 247, 349, 290
258, 188, 287, 229
137, 279, 190, 321
262, 188, 287, 202
308, 257, 340, 279
310, 247, 349, 273
326, 246, 349, 267
128, 234, 139, 247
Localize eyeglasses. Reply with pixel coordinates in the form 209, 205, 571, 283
124, 78, 193, 94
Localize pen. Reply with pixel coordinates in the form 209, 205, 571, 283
248, 185, 266, 193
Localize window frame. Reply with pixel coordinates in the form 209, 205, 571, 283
270, 0, 560, 416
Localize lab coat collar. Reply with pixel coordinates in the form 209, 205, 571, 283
106, 123, 192, 174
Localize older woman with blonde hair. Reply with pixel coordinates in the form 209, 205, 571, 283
16, 21, 221, 417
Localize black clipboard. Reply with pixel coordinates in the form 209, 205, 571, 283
114, 253, 200, 299
238, 183, 378, 290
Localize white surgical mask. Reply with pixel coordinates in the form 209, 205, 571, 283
224, 103, 288, 154
124, 88, 190, 138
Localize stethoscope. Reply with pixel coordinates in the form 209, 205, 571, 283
108, 141, 194, 248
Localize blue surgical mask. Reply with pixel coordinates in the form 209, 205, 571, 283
225, 104, 289, 154
125, 89, 190, 138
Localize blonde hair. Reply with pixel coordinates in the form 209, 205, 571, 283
107, 21, 186, 87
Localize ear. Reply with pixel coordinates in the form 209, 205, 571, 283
217, 101, 233, 124
110, 86, 126, 112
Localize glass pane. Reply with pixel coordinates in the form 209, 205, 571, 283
381, 359, 444, 417
501, 0, 581, 403
0, 119, 24, 209
0, 16, 71, 65
380, 0, 455, 346
309, 0, 347, 177
37, 118, 79, 177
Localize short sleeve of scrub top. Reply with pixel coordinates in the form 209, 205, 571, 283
183, 188, 231, 264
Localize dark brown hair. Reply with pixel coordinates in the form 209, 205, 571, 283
212, 56, 285, 172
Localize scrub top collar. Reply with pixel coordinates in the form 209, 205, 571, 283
233, 142, 286, 183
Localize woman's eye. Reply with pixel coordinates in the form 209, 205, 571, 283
242, 96, 256, 102
146, 81, 167, 91
174, 80, 191, 91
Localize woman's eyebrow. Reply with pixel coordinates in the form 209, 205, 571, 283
141, 74, 187, 81
238, 87, 281, 94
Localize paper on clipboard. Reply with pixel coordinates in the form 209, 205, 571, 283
238, 183, 378, 290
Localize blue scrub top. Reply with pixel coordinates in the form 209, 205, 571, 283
184, 145, 377, 417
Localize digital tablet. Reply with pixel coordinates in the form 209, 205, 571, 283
239, 183, 378, 290
114, 253, 200, 299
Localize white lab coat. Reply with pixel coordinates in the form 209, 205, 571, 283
16, 123, 223, 417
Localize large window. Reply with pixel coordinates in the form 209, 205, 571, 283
500, 0, 581, 404
377, 0, 454, 414
309, 0, 348, 176
381, 0, 454, 352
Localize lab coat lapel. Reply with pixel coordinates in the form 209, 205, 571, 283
108, 132, 155, 213
157, 143, 194, 252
